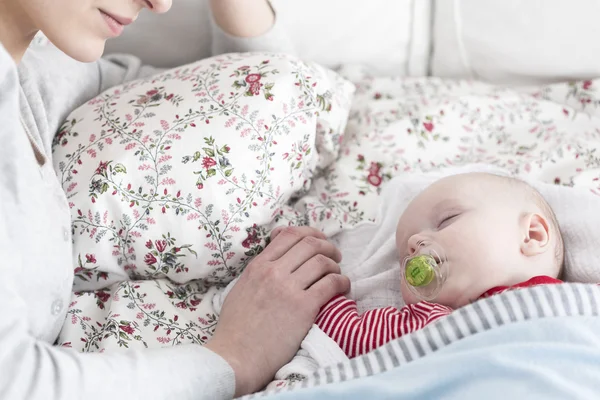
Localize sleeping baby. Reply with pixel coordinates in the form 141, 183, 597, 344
315, 171, 565, 358
212, 171, 566, 387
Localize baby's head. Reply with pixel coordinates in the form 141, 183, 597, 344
396, 172, 564, 309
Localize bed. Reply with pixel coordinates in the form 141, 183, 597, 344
54, 1, 600, 398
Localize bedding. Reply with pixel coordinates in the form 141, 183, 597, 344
53, 52, 354, 349
54, 59, 600, 391
249, 283, 600, 398
238, 161, 600, 390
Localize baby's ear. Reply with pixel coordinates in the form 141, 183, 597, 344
520, 213, 550, 256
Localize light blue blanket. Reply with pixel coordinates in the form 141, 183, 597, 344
266, 317, 600, 399
248, 284, 600, 400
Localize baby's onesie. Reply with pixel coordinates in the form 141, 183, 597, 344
316, 275, 562, 358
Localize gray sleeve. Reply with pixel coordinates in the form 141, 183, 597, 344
2, 47, 235, 400
18, 44, 163, 153
0, 280, 236, 400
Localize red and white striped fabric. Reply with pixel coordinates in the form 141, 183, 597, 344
315, 276, 564, 358
315, 295, 453, 358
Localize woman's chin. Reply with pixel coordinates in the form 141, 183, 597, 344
46, 33, 106, 63
69, 40, 106, 63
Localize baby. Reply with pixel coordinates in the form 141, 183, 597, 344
315, 172, 565, 358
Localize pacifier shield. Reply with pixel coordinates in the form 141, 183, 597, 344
401, 240, 449, 302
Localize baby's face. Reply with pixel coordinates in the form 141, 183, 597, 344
396, 173, 538, 309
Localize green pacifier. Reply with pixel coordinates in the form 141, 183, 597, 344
405, 255, 436, 287
401, 241, 448, 302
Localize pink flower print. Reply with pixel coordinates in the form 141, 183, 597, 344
145, 240, 153, 249
197, 183, 204, 190
368, 161, 380, 175
367, 174, 383, 187
155, 240, 167, 253
357, 154, 365, 162
242, 225, 262, 249
245, 73, 262, 84
202, 156, 217, 170
165, 93, 174, 101
250, 82, 262, 96
137, 95, 149, 105
96, 291, 110, 303
95, 161, 109, 174
146, 89, 159, 96
120, 324, 135, 335
85, 254, 96, 264
583, 80, 593, 90
144, 253, 158, 265
423, 122, 434, 132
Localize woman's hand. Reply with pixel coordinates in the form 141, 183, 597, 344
205, 226, 350, 397
209, 0, 276, 38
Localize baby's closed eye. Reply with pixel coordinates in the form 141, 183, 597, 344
437, 213, 460, 230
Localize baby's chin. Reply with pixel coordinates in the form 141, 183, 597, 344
399, 283, 421, 306
400, 280, 475, 309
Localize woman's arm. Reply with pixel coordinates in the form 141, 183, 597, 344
0, 225, 348, 399
210, 0, 275, 37
209, 0, 295, 55
0, 263, 237, 399
1, 46, 234, 400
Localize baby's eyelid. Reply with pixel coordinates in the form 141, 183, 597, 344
437, 213, 459, 229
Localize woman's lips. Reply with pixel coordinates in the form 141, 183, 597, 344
100, 10, 133, 37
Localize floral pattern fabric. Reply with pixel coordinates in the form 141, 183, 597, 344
53, 53, 354, 350
54, 61, 600, 363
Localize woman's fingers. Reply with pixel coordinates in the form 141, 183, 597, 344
261, 226, 327, 261
276, 235, 342, 274
207, 225, 349, 397
292, 254, 342, 290
306, 273, 351, 307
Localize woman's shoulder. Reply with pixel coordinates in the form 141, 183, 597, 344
0, 43, 21, 124
16, 44, 103, 153
0, 42, 18, 88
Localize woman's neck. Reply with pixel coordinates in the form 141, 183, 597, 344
0, 0, 37, 63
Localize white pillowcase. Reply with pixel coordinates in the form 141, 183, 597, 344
52, 53, 354, 292
432, 0, 600, 85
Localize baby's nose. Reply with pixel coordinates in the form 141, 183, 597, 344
407, 233, 427, 255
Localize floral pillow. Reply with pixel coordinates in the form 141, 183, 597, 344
53, 53, 354, 292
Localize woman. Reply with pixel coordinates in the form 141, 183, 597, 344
0, 0, 350, 398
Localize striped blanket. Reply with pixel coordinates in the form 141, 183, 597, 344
244, 283, 600, 398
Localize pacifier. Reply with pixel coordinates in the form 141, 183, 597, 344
401, 240, 449, 302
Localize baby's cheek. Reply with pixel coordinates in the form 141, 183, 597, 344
400, 280, 419, 305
